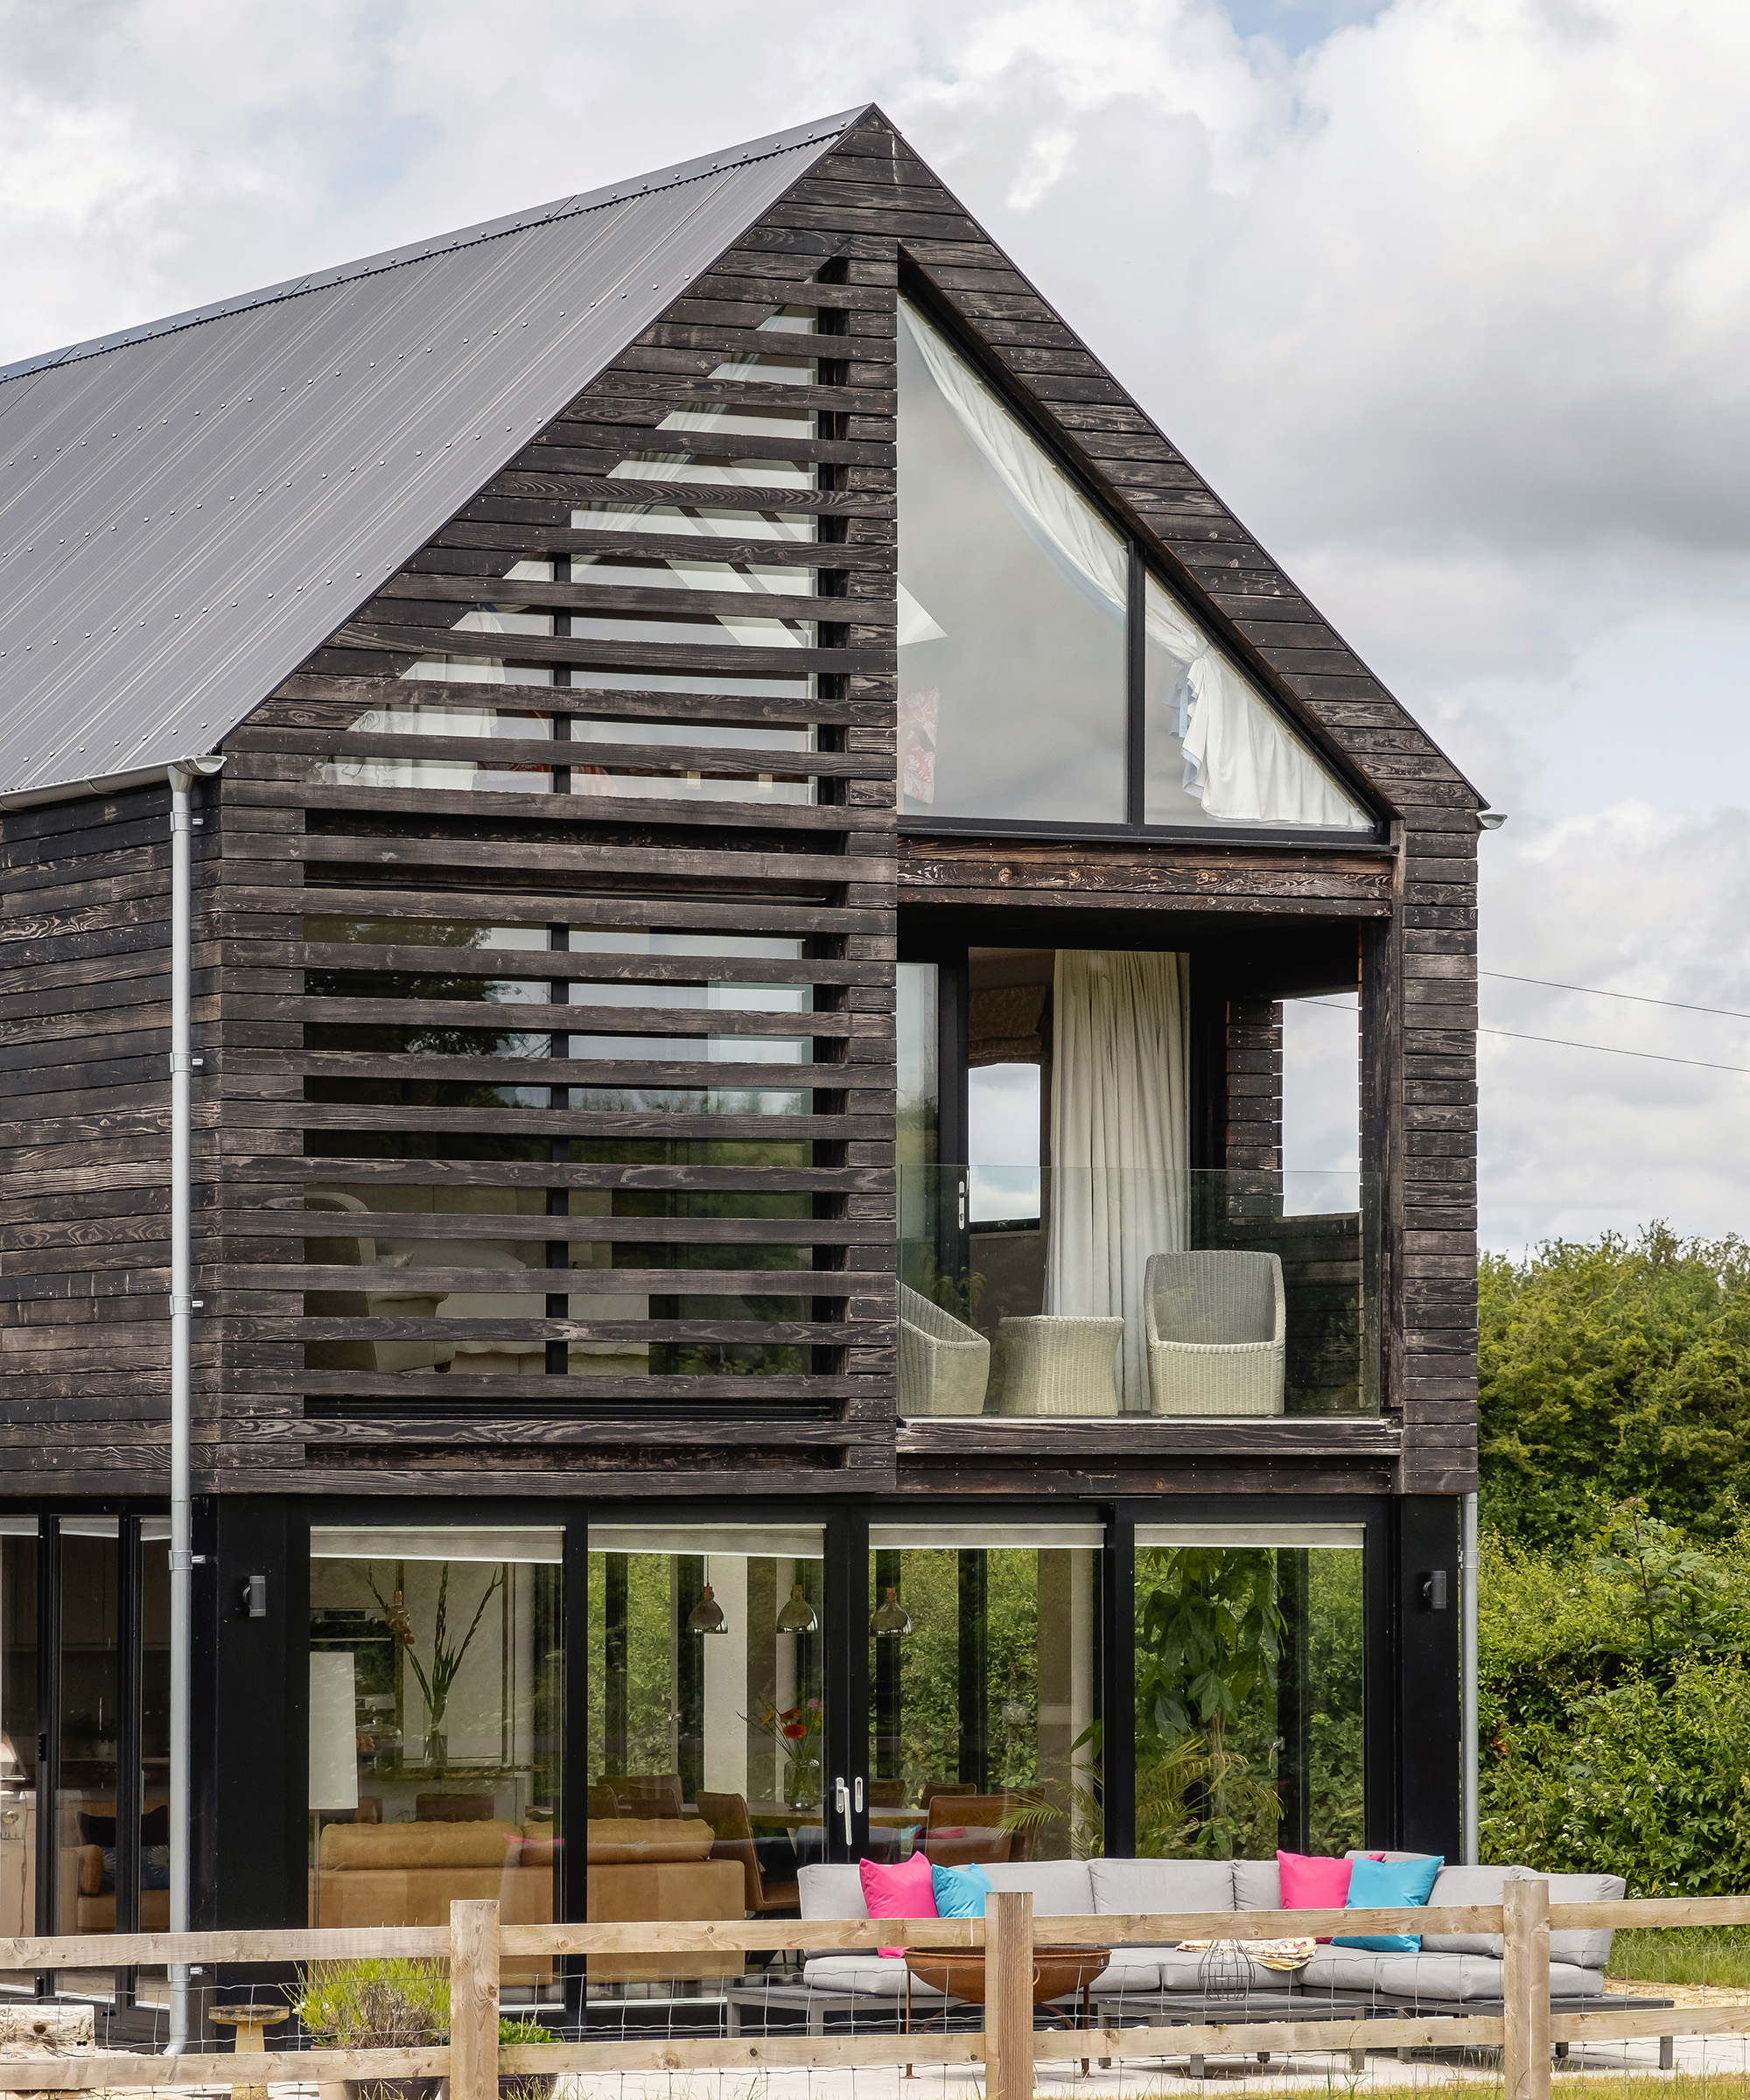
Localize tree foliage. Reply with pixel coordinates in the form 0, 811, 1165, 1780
1479, 1507, 1750, 1893
1480, 1228, 1750, 1546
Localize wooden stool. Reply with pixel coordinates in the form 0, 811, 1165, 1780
209, 2004, 290, 2100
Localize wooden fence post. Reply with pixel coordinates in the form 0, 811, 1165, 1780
449, 1900, 500, 2100
985, 1888, 1034, 2100
1502, 1877, 1550, 2100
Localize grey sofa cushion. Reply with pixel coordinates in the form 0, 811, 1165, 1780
802, 1954, 944, 1996
1370, 1954, 1608, 2003
1418, 1864, 1529, 1955
1300, 1946, 1403, 1993
799, 1862, 872, 1919
1377, 1952, 1507, 2001
1548, 1964, 1613, 1998
984, 1859, 1096, 1914
1418, 1866, 1623, 1969
1157, 1949, 1292, 1994
1093, 1950, 1174, 1992
1233, 1858, 1281, 1910
1089, 1855, 1237, 1932
1543, 1872, 1625, 1970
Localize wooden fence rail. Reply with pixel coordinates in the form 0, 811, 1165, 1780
0, 1890, 1740, 2100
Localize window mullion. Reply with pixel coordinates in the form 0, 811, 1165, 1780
1125, 538, 1145, 829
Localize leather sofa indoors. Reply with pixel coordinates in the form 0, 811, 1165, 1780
796, 1854, 1628, 2008
311, 1817, 554, 1981
585, 1816, 746, 1983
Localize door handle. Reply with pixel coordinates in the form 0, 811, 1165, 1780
835, 1775, 852, 1845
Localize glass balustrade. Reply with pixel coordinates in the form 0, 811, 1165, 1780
897, 1166, 1380, 1418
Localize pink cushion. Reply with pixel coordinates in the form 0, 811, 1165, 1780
1277, 1850, 1354, 1921
860, 1851, 938, 1957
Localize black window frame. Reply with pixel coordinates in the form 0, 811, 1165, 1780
894, 265, 1388, 851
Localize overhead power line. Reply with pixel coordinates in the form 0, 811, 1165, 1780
1482, 970, 1750, 1024
1298, 1000, 1750, 1077
1473, 1028, 1750, 1077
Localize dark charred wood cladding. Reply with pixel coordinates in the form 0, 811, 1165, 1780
0, 782, 198, 1492
0, 108, 1475, 1498
197, 239, 901, 1496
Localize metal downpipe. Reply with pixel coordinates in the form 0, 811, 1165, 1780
1462, 1488, 1480, 1865
165, 757, 220, 2052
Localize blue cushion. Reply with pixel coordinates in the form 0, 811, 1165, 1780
931, 1863, 994, 1918
1332, 1852, 1444, 1952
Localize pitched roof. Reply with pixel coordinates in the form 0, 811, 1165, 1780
0, 109, 864, 808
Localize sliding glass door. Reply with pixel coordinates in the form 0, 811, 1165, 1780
865, 1523, 1102, 1866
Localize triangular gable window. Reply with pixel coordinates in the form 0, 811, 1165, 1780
898, 298, 1370, 833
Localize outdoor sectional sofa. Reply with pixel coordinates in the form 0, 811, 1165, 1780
732, 1852, 1664, 2043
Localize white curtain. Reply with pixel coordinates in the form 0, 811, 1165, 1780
1046, 950, 1190, 1410
899, 298, 1369, 830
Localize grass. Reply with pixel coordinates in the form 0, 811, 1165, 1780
1610, 1928, 1750, 1990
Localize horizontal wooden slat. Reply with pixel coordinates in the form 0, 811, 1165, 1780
251, 882, 886, 936
633, 320, 892, 360
0, 2053, 452, 2092
282, 1264, 853, 1293
270, 1104, 880, 1139
289, 995, 854, 1034
291, 1415, 875, 1446
290, 826, 894, 883
296, 1055, 886, 1091
238, 730, 892, 780
293, 946, 880, 988
504, 2037, 980, 2075
527, 427, 889, 471
273, 670, 886, 725
375, 571, 891, 622
290, 1372, 883, 1402
330, 615, 889, 677
291, 1317, 878, 1342
490, 471, 887, 514
434, 522, 892, 568
255, 1213, 887, 1243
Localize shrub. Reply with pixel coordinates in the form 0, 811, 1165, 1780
290, 1959, 449, 2047
1481, 1659, 1750, 1894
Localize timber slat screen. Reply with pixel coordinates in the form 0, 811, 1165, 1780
0, 108, 1477, 1496
216, 203, 900, 1494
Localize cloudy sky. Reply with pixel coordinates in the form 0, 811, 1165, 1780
4, 0, 1747, 1253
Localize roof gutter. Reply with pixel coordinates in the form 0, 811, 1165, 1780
0, 764, 178, 813
164, 753, 223, 2054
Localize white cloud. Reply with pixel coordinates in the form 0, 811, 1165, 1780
4, 0, 1747, 1247
1478, 803, 1750, 1248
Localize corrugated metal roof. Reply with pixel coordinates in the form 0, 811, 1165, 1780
0, 108, 867, 806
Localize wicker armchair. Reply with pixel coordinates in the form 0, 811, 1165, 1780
1144, 1250, 1286, 1417
898, 1282, 990, 1416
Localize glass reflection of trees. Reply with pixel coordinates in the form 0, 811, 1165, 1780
1134, 1544, 1363, 1860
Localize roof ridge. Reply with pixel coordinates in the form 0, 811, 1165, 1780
0, 105, 872, 389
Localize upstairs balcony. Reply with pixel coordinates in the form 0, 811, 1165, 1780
898, 1166, 1380, 1424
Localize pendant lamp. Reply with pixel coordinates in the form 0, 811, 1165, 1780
776, 1581, 819, 1634
869, 1586, 912, 1636
686, 1559, 729, 1635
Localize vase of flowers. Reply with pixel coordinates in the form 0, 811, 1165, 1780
368, 1563, 503, 1768
752, 1698, 823, 1808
